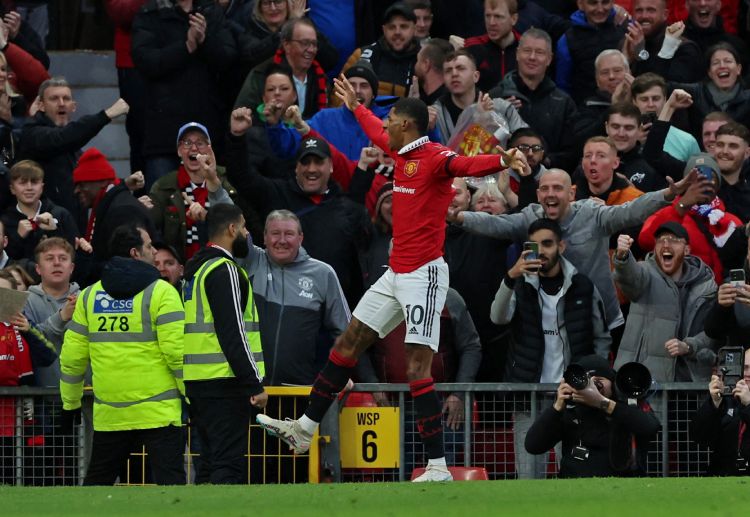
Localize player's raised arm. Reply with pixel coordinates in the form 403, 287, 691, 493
335, 73, 390, 152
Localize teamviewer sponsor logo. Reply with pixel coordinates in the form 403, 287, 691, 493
393, 184, 416, 195
93, 291, 134, 314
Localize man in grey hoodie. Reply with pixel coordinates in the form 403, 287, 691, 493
613, 222, 718, 383
449, 167, 697, 335
24, 237, 79, 387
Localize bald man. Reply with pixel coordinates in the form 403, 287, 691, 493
450, 168, 695, 334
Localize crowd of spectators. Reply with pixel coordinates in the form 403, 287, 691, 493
2, 0, 750, 482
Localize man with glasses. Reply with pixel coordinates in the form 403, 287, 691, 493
506, 128, 548, 208
490, 28, 578, 171
143, 122, 239, 263
235, 17, 330, 119
132, 0, 237, 189
614, 221, 718, 384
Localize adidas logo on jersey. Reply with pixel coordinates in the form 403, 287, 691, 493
407, 326, 419, 335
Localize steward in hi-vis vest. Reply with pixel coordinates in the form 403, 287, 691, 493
182, 203, 267, 484
60, 225, 186, 486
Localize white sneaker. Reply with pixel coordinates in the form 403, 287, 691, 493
256, 414, 313, 454
412, 465, 453, 482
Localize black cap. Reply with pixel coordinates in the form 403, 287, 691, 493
654, 221, 689, 244
345, 60, 379, 97
297, 137, 331, 161
577, 355, 616, 383
383, 2, 416, 24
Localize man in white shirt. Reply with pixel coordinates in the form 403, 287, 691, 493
489, 217, 611, 478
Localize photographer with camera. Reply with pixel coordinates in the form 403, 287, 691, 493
525, 355, 661, 478
690, 347, 750, 476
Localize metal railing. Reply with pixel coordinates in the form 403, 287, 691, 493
0, 383, 713, 485
328, 383, 712, 482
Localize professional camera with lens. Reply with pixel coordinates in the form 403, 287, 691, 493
563, 363, 590, 390
615, 362, 652, 403
718, 346, 744, 396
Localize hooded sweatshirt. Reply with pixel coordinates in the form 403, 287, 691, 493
24, 282, 80, 387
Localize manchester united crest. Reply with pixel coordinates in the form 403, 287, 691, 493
404, 160, 419, 177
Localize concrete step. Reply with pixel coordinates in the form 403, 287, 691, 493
46, 50, 130, 177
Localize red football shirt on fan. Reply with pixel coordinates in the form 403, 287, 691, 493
354, 104, 508, 273
0, 322, 33, 437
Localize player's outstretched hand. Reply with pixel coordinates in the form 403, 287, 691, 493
499, 147, 529, 176
333, 74, 361, 112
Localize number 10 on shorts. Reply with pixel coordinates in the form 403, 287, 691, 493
339, 406, 400, 468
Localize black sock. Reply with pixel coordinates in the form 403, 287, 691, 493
306, 349, 357, 422
410, 378, 444, 460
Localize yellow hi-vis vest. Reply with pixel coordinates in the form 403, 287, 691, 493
182, 256, 264, 381
60, 279, 185, 431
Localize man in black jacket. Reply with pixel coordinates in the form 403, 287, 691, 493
690, 348, 750, 476
341, 2, 420, 99
525, 354, 661, 478
17, 78, 129, 225
132, 0, 237, 189
628, 0, 702, 83
227, 108, 370, 307
490, 28, 578, 171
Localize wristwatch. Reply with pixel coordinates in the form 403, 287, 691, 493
637, 49, 650, 61
599, 398, 611, 410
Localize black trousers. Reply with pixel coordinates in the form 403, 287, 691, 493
83, 425, 185, 486
189, 396, 250, 485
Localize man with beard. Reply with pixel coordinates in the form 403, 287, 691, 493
490, 218, 611, 382
451, 168, 695, 339
182, 203, 267, 484
489, 218, 611, 478
341, 2, 420, 99
627, 0, 703, 83
614, 222, 718, 383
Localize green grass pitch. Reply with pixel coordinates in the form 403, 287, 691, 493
3, 477, 749, 516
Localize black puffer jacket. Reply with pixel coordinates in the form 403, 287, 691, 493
490, 71, 578, 171
131, 0, 237, 158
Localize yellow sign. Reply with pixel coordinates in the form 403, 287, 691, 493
339, 407, 400, 468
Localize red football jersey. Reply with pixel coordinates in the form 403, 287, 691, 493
0, 323, 33, 437
354, 104, 507, 273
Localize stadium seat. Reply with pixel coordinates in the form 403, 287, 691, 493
410, 466, 489, 481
